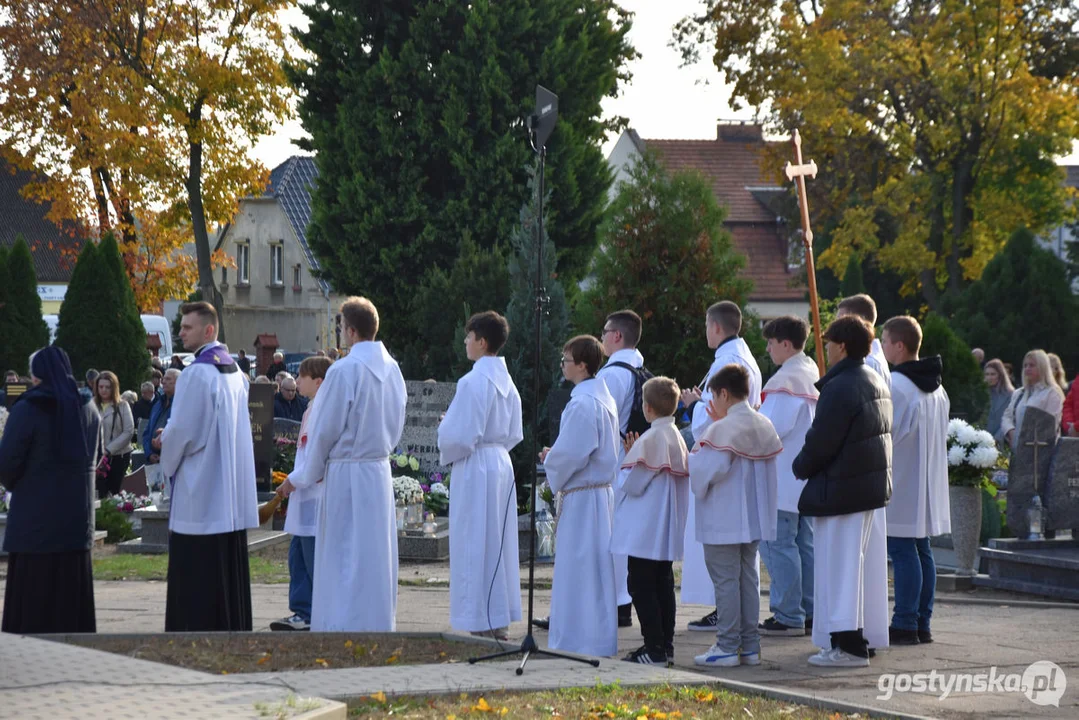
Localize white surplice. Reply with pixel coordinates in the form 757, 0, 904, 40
863, 337, 891, 649
888, 371, 951, 538
438, 356, 524, 633
285, 403, 322, 538
610, 416, 689, 561
682, 336, 763, 605
161, 342, 258, 535
542, 378, 619, 657
812, 509, 874, 650
303, 341, 407, 632
598, 347, 644, 607
759, 353, 819, 514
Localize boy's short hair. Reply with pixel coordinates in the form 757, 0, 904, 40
299, 356, 333, 381
823, 316, 873, 359
151, 368, 163, 381
465, 311, 510, 354
762, 315, 809, 350
707, 364, 750, 401
340, 296, 379, 340
706, 301, 742, 335
882, 316, 923, 355
562, 335, 604, 376
605, 310, 643, 348
642, 376, 679, 417
180, 300, 218, 328
837, 293, 878, 325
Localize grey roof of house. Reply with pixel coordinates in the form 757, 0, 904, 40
265, 156, 328, 293
0, 161, 85, 282
1065, 165, 1079, 189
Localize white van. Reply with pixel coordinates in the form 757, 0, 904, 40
43, 313, 174, 358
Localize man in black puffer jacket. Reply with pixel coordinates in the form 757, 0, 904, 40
793, 315, 892, 668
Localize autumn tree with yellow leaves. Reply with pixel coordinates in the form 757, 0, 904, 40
0, 0, 293, 328
675, 0, 1079, 309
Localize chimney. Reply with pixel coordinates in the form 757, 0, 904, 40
717, 121, 763, 143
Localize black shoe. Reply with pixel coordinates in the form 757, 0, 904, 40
687, 609, 718, 632
532, 616, 549, 630
618, 603, 633, 627
889, 626, 920, 645
622, 645, 666, 664
918, 629, 933, 644
759, 616, 804, 637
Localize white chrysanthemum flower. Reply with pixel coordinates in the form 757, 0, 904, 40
948, 445, 968, 467
974, 430, 996, 448
956, 423, 981, 447
430, 482, 449, 497
969, 445, 999, 469
947, 418, 967, 439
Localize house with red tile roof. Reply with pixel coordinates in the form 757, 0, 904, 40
607, 122, 809, 321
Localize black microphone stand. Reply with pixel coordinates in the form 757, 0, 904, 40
468, 120, 600, 675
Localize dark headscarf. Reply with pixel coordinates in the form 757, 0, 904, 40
30, 346, 92, 460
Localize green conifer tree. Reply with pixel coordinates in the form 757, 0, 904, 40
98, 233, 150, 391
840, 253, 867, 298
2, 236, 50, 375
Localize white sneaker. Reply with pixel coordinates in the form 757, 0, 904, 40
740, 650, 761, 666
694, 643, 741, 668
270, 614, 310, 631
808, 647, 869, 668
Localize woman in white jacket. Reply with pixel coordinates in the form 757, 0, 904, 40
1000, 350, 1064, 450
94, 370, 134, 497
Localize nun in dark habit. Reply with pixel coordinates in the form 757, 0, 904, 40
1, 346, 101, 634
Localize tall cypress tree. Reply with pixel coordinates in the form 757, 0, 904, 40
292, 0, 635, 370
840, 253, 867, 297
98, 234, 150, 391
0, 244, 12, 374
2, 236, 50, 375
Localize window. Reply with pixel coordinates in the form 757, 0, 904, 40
271, 244, 283, 286
237, 243, 249, 284
221, 266, 228, 286
293, 264, 302, 288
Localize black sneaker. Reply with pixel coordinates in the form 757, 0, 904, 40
622, 645, 666, 664
804, 616, 813, 635
687, 609, 718, 632
889, 627, 920, 645
759, 616, 804, 637
532, 616, 549, 630
918, 629, 933, 644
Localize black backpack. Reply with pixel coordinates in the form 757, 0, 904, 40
608, 361, 655, 437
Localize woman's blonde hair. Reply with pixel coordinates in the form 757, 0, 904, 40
1048, 352, 1067, 390
1024, 350, 1064, 397
93, 370, 123, 407
984, 358, 1014, 394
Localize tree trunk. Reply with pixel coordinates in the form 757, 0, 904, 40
186, 100, 226, 342
91, 167, 111, 233
920, 174, 947, 311
949, 153, 978, 295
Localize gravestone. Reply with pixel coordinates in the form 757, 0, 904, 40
1046, 437, 1079, 531
249, 382, 276, 492
273, 417, 302, 441
1006, 407, 1058, 538
399, 380, 456, 475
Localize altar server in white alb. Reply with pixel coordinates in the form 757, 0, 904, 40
598, 309, 649, 629
881, 316, 950, 646
540, 335, 619, 657
793, 316, 892, 668
302, 297, 407, 632
679, 300, 762, 631
836, 294, 891, 653
611, 376, 689, 665
161, 301, 258, 632
757, 316, 819, 638
438, 311, 524, 640
690, 365, 780, 668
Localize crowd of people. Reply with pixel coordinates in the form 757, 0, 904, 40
0, 290, 1074, 671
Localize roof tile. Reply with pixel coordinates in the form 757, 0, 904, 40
0, 160, 85, 282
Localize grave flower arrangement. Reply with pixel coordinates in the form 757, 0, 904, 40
392, 476, 424, 507
0, 482, 9, 514
0, 406, 8, 440
947, 419, 1000, 490
390, 452, 423, 480
424, 477, 450, 516
106, 491, 154, 514
273, 436, 298, 473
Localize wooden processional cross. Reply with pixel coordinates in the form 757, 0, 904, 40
784, 130, 826, 375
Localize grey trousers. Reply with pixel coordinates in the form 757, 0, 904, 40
702, 541, 761, 654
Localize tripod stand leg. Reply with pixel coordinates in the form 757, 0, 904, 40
516, 649, 531, 675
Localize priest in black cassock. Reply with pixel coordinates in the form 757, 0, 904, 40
160, 301, 259, 631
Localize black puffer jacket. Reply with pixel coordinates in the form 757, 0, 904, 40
794, 356, 892, 517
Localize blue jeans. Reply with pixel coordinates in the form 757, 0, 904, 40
759, 510, 814, 627
288, 535, 317, 622
887, 536, 935, 632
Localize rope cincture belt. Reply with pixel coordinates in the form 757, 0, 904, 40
553, 482, 612, 535
327, 456, 390, 465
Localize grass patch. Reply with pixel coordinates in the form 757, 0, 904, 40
348, 683, 860, 718
93, 553, 290, 583
62, 633, 481, 673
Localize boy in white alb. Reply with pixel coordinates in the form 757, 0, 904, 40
611, 377, 689, 665
881, 316, 950, 645
438, 311, 524, 640
758, 316, 819, 637
690, 364, 781, 668
540, 335, 620, 657
680, 301, 763, 632
272, 356, 333, 632
598, 309, 648, 629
